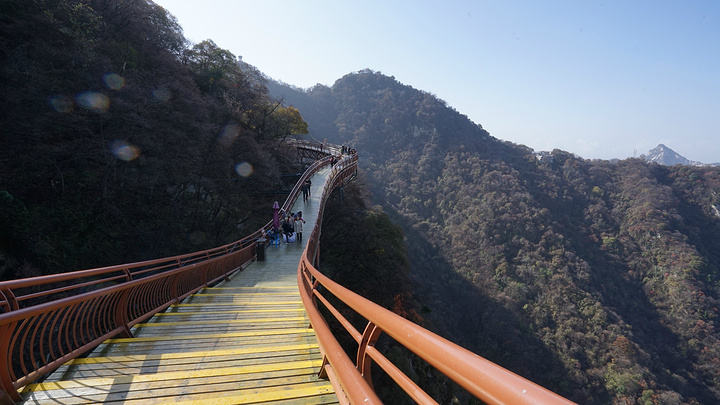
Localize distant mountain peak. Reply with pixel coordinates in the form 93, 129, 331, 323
644, 144, 690, 166
643, 144, 717, 166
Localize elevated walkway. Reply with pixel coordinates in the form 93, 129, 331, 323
19, 168, 337, 404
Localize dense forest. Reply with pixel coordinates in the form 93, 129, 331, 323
4, 1, 720, 404
0, 0, 309, 279
271, 71, 720, 404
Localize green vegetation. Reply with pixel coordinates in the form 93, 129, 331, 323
320, 181, 419, 322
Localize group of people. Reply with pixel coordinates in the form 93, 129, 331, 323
330, 146, 356, 168
267, 144, 358, 244
268, 210, 306, 244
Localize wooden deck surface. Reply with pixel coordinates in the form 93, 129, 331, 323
20, 167, 338, 404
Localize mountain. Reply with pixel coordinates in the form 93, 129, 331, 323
644, 144, 691, 165
643, 144, 719, 166
271, 71, 720, 404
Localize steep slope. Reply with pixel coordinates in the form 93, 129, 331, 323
271, 70, 720, 404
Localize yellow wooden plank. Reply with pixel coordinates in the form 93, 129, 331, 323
172, 382, 334, 405
204, 286, 297, 290
96, 332, 316, 347
171, 302, 302, 307
45, 359, 322, 385
22, 373, 329, 403
52, 352, 324, 379
191, 293, 299, 297
69, 342, 319, 364
91, 335, 319, 356
136, 317, 307, 327
22, 359, 324, 392
105, 328, 315, 343
155, 308, 306, 316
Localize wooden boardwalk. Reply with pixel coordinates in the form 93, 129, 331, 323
20, 168, 338, 404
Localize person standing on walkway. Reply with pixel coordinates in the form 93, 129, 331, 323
304, 179, 312, 201
301, 181, 309, 202
294, 213, 306, 242
281, 216, 294, 243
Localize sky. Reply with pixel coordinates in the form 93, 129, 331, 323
153, 0, 720, 163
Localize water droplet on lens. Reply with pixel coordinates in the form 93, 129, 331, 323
236, 162, 253, 177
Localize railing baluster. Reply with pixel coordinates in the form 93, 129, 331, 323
59, 303, 75, 357
36, 312, 53, 371
116, 287, 133, 339
357, 322, 382, 387
0, 320, 19, 403
47, 307, 63, 362
16, 317, 33, 378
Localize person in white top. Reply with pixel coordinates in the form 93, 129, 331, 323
294, 212, 306, 242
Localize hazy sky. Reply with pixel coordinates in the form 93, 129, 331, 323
153, 0, 719, 163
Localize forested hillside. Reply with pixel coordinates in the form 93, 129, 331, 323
271, 70, 720, 404
0, 0, 308, 280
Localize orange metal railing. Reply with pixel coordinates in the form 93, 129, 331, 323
0, 141, 332, 403
297, 154, 576, 404
0, 239, 255, 403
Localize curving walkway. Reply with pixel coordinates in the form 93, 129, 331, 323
19, 167, 337, 404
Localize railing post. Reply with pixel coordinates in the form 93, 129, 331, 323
114, 288, 134, 339
357, 322, 383, 388
171, 272, 182, 304
222, 255, 233, 282
0, 288, 21, 403
0, 322, 20, 403
318, 355, 330, 379
202, 254, 212, 287
311, 279, 321, 309
0, 288, 19, 313
314, 241, 321, 268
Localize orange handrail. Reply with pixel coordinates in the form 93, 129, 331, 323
0, 141, 332, 403
0, 242, 255, 403
297, 154, 576, 404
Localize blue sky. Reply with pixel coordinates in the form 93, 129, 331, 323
153, 0, 720, 163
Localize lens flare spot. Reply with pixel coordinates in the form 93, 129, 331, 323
152, 87, 171, 102
76, 92, 110, 113
49, 95, 73, 113
218, 124, 239, 148
110, 140, 141, 162
103, 73, 125, 90
235, 162, 253, 177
